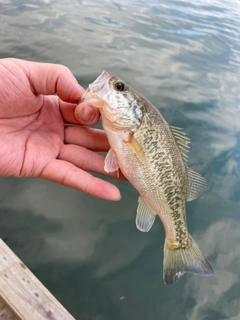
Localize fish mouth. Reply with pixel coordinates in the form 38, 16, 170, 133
80, 70, 111, 104
91, 70, 111, 92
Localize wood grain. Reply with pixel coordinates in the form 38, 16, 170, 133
0, 239, 75, 320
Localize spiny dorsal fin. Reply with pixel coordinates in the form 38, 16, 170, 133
187, 168, 207, 201
170, 126, 190, 165
136, 197, 156, 232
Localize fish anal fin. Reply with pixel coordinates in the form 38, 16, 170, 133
104, 148, 120, 173
136, 197, 156, 232
124, 131, 145, 163
187, 168, 207, 201
163, 234, 213, 286
170, 126, 190, 165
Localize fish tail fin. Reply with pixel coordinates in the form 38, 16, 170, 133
163, 234, 213, 286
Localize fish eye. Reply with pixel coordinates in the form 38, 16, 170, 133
114, 81, 125, 92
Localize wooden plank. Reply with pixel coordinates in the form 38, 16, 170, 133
0, 298, 18, 320
0, 239, 75, 320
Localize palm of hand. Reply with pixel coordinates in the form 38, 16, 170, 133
0, 66, 64, 177
0, 59, 121, 200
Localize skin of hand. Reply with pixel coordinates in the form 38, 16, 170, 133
0, 58, 122, 201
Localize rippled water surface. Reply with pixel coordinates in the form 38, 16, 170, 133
1, 1, 240, 319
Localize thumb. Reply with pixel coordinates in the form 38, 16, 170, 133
74, 102, 101, 126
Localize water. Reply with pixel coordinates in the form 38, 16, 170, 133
0, 0, 240, 319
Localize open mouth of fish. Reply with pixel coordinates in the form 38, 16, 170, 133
80, 70, 111, 105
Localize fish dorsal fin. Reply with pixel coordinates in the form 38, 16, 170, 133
170, 126, 190, 165
104, 148, 120, 173
187, 168, 207, 201
136, 197, 156, 232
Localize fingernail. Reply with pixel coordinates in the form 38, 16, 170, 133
116, 193, 122, 201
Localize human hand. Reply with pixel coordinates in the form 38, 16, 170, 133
0, 58, 121, 200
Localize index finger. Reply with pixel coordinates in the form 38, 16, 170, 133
14, 58, 83, 103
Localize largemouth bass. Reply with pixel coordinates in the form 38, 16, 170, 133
81, 71, 213, 285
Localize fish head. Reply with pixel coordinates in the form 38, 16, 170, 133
81, 71, 144, 130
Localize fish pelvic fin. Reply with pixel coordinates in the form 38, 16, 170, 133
163, 234, 213, 286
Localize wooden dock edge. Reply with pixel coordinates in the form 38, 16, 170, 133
0, 239, 75, 320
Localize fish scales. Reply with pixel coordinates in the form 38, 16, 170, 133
132, 104, 189, 248
81, 71, 213, 285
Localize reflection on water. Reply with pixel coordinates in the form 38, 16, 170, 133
1, 0, 240, 319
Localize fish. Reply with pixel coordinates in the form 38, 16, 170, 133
80, 71, 214, 285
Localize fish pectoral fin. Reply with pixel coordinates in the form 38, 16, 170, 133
124, 131, 145, 163
163, 235, 213, 286
104, 148, 120, 173
187, 168, 207, 201
136, 197, 156, 232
